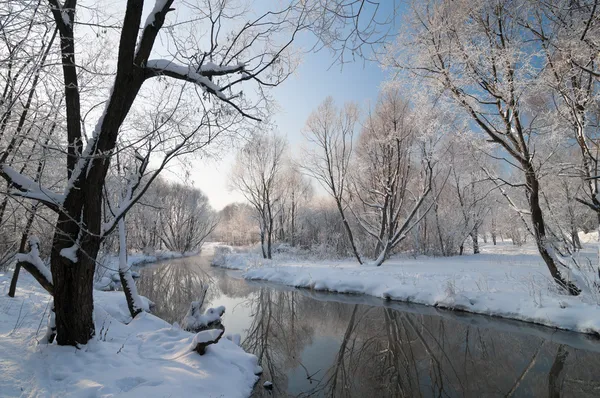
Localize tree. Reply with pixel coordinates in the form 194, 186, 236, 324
158, 181, 217, 253
390, 0, 581, 294
0, 0, 388, 346
352, 88, 434, 265
302, 97, 363, 263
230, 132, 287, 259
276, 164, 313, 246
526, 0, 600, 258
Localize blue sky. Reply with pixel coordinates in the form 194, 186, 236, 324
189, 17, 393, 210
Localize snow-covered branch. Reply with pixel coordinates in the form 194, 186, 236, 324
15, 237, 54, 295
0, 165, 63, 211
144, 60, 257, 120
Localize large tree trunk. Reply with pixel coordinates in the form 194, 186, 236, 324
51, 241, 97, 346
260, 227, 266, 259
373, 242, 390, 267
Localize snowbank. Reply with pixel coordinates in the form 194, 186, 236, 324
0, 271, 260, 397
213, 242, 600, 336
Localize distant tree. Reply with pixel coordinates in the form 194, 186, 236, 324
157, 182, 217, 253
230, 132, 287, 259
277, 164, 314, 246
302, 97, 363, 263
352, 89, 434, 265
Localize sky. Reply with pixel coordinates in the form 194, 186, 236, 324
186, 6, 395, 210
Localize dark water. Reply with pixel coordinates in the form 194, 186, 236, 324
136, 254, 600, 397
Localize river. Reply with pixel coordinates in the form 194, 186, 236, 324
135, 253, 600, 397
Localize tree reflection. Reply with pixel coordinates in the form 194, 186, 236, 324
135, 256, 600, 397
242, 290, 600, 397
136, 259, 215, 324
243, 288, 315, 396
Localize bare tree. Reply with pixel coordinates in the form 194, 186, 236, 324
302, 97, 363, 263
151, 180, 218, 253
390, 0, 581, 294
276, 163, 314, 246
352, 89, 434, 265
0, 0, 388, 346
230, 132, 287, 259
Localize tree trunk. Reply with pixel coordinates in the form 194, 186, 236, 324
118, 218, 143, 319
524, 167, 580, 295
8, 205, 38, 297
51, 242, 97, 346
571, 228, 582, 251
267, 215, 273, 260
335, 198, 362, 264
471, 228, 480, 254
260, 228, 266, 259
373, 241, 390, 267
434, 202, 446, 256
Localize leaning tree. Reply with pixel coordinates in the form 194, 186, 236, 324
0, 0, 391, 345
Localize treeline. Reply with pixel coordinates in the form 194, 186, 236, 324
0, 177, 216, 270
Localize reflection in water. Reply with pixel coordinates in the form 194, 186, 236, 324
137, 256, 600, 397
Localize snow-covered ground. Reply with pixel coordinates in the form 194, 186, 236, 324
0, 269, 260, 397
212, 238, 600, 336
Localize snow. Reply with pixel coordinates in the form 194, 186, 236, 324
59, 245, 78, 263
182, 305, 225, 331
143, 0, 169, 28
191, 328, 223, 346
15, 237, 52, 284
146, 59, 235, 100
0, 270, 260, 397
213, 241, 600, 336
61, 10, 71, 27
1, 165, 64, 205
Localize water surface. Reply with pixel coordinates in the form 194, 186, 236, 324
136, 254, 600, 397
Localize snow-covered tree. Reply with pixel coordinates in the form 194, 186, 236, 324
0, 0, 388, 346
352, 88, 434, 265
388, 0, 581, 294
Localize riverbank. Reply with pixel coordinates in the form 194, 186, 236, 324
211, 241, 600, 336
0, 265, 260, 396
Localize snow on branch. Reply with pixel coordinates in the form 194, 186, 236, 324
144, 59, 256, 120
15, 237, 54, 294
1, 165, 64, 210
182, 305, 225, 332
144, 0, 170, 28
146, 59, 244, 100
